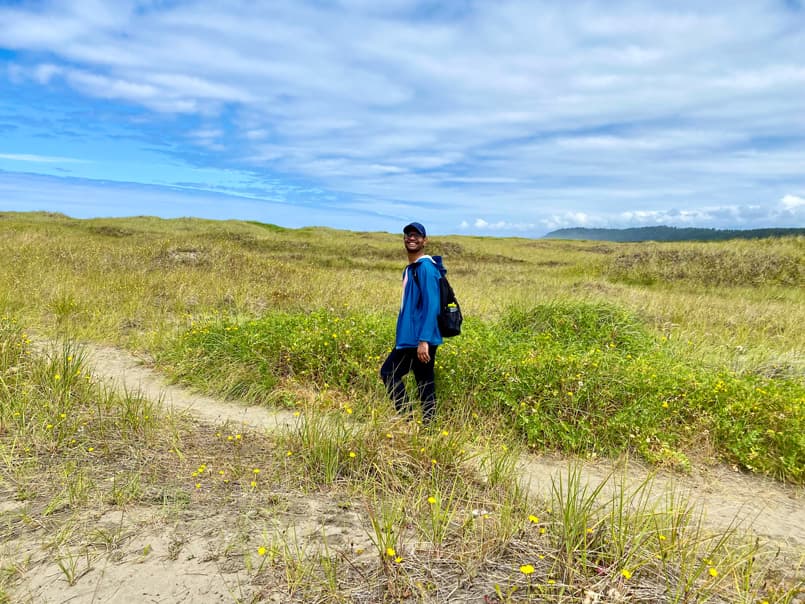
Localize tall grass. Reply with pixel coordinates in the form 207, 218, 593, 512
605, 240, 803, 287
1, 213, 802, 481
1, 213, 802, 353
0, 214, 803, 604
162, 300, 804, 483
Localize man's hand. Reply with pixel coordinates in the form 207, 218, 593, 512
417, 341, 430, 363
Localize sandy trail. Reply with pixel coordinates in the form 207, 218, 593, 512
82, 341, 804, 550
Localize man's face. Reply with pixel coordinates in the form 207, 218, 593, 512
404, 231, 426, 253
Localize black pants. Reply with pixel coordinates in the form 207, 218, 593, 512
380, 345, 438, 422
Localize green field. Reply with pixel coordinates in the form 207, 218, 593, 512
1, 211, 802, 602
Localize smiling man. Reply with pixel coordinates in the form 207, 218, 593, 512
380, 221, 443, 424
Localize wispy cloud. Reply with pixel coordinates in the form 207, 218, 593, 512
0, 153, 90, 164
0, 1, 803, 235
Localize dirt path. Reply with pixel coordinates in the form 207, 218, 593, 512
83, 341, 804, 550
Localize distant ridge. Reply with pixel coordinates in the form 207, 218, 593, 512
542, 226, 805, 242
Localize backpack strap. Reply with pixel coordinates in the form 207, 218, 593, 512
408, 259, 438, 310
408, 261, 419, 285
408, 262, 423, 309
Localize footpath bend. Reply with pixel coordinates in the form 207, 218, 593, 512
73, 340, 804, 551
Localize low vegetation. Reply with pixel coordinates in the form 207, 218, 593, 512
544, 225, 805, 242
1, 319, 801, 602
1, 211, 803, 601
163, 302, 802, 481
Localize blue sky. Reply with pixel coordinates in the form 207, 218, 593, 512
1, 1, 804, 237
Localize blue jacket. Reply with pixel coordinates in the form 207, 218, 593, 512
395, 255, 444, 348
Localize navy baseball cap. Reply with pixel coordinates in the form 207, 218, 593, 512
403, 222, 426, 237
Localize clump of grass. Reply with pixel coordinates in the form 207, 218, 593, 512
605, 241, 803, 287
499, 300, 654, 353
267, 427, 802, 603
0, 319, 159, 463
489, 463, 803, 604
159, 310, 393, 401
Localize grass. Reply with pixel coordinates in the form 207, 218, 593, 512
159, 301, 803, 481
0, 211, 804, 601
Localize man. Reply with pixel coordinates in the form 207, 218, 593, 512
380, 221, 443, 423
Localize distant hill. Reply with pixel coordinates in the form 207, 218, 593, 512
542, 226, 805, 242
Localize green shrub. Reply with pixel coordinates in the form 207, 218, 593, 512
498, 300, 653, 353
164, 302, 804, 483
163, 310, 393, 400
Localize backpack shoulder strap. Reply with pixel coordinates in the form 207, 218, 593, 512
408, 261, 420, 287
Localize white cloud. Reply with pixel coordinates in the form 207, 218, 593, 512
715, 66, 805, 92
144, 73, 254, 103
244, 129, 270, 141
471, 218, 537, 231
781, 194, 805, 209
0, 153, 89, 164
33, 63, 61, 84
445, 177, 520, 184
555, 136, 661, 151
569, 199, 805, 230
0, 1, 804, 235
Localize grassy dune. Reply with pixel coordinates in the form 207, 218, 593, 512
1, 212, 802, 479
1, 211, 803, 602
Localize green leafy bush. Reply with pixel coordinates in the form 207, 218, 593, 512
164, 302, 804, 483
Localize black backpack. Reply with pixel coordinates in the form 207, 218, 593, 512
409, 256, 463, 338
